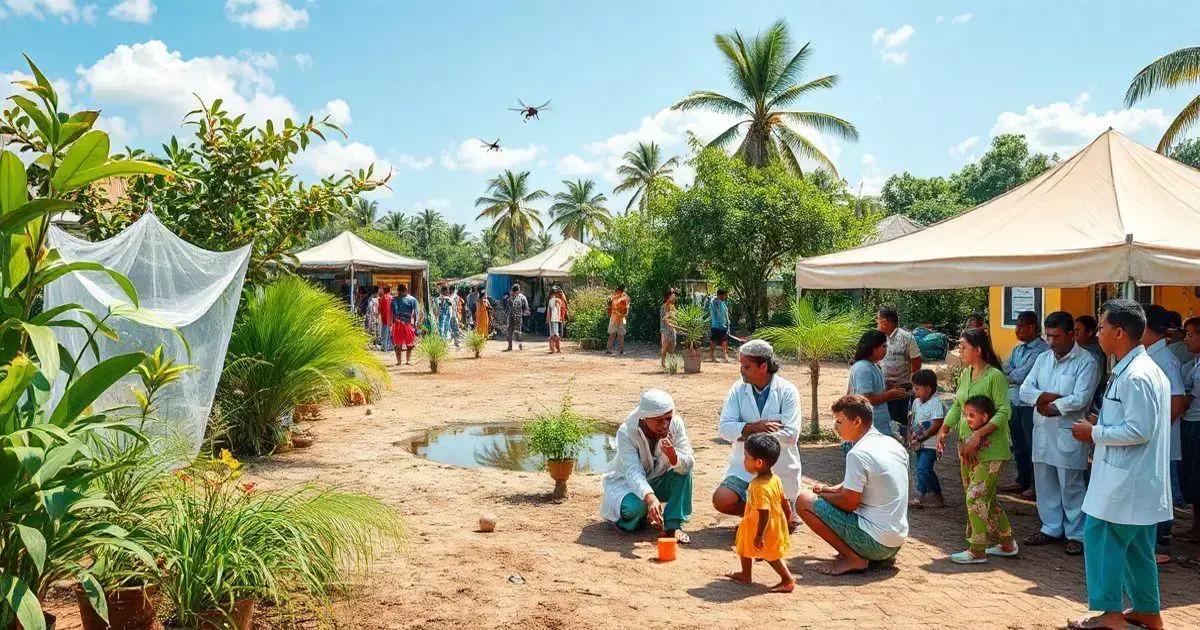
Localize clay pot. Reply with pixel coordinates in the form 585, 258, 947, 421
192, 599, 255, 630
77, 585, 157, 630
291, 434, 315, 449
16, 611, 55, 630
545, 458, 575, 499
682, 349, 702, 374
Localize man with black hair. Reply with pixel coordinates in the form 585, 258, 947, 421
1142, 304, 1187, 562
1166, 310, 1194, 364
1069, 299, 1170, 630
1018, 311, 1099, 555
876, 308, 921, 437
1075, 315, 1106, 410
1001, 310, 1049, 498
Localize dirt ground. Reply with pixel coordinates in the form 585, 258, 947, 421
49, 337, 1200, 629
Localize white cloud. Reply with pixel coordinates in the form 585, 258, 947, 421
872, 25, 914, 65
96, 115, 136, 149
949, 135, 979, 158
76, 40, 298, 135
4, 0, 95, 23
556, 153, 600, 176
293, 53, 312, 70
951, 13, 972, 24
441, 138, 540, 173
108, 0, 153, 23
295, 140, 394, 198
934, 15, 944, 23
990, 92, 1170, 155
320, 98, 351, 126
858, 153, 891, 196
225, 0, 308, 31
394, 154, 433, 170
1, 69, 75, 111
411, 198, 451, 211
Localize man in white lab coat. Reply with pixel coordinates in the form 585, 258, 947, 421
1068, 299, 1171, 630
711, 339, 802, 529
1018, 311, 1099, 556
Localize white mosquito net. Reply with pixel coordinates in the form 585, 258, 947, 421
44, 213, 251, 455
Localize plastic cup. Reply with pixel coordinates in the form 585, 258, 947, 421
657, 537, 677, 562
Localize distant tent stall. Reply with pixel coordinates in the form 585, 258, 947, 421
487, 238, 591, 333
864, 214, 924, 245
295, 231, 430, 312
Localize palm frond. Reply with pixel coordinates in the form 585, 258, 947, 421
1158, 93, 1200, 152
755, 298, 867, 364
768, 74, 837, 109
708, 121, 747, 150
775, 123, 839, 176
782, 111, 860, 141
1126, 46, 1200, 106
671, 91, 750, 115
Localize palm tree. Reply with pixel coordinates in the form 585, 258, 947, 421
348, 197, 379, 227
474, 170, 548, 258
549, 179, 611, 242
613, 142, 679, 212
472, 227, 505, 268
755, 299, 867, 436
671, 19, 858, 176
532, 229, 554, 253
446, 223, 469, 245
1126, 46, 1200, 152
414, 208, 444, 250
380, 211, 414, 239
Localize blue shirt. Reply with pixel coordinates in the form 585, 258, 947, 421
752, 383, 771, 414
393, 295, 419, 324
710, 298, 729, 330
1183, 357, 1200, 423
848, 359, 891, 433
1146, 338, 1185, 460
1005, 337, 1049, 406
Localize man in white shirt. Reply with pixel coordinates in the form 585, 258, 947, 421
1018, 311, 1099, 555
795, 394, 909, 576
1069, 299, 1171, 630
876, 308, 921, 437
712, 340, 802, 530
1141, 304, 1187, 564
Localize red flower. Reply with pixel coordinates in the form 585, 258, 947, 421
240, 482, 257, 494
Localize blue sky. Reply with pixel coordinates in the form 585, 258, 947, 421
4, 0, 1200, 233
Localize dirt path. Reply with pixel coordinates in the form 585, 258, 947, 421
48, 338, 1200, 629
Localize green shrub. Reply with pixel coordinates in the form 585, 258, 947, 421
664, 354, 681, 374
415, 333, 450, 372
219, 276, 388, 456
672, 304, 710, 351
465, 330, 487, 358
524, 401, 596, 462
566, 285, 609, 341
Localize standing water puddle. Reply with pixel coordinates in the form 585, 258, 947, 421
406, 423, 618, 472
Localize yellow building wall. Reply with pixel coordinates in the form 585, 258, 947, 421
1155, 286, 1200, 319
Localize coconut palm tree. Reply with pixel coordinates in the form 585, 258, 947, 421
380, 211, 414, 239
472, 227, 505, 268
475, 170, 548, 258
348, 197, 379, 227
414, 208, 444, 250
549, 179, 611, 242
532, 229, 554, 253
1126, 46, 1200, 152
671, 19, 858, 176
613, 141, 679, 212
755, 299, 868, 436
446, 223, 469, 245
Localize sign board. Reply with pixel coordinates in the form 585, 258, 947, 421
1002, 287, 1042, 327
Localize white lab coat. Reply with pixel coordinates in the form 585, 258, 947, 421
718, 375, 803, 500
1082, 346, 1173, 526
1018, 344, 1099, 470
599, 411, 694, 523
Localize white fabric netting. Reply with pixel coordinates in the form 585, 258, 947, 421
44, 214, 251, 455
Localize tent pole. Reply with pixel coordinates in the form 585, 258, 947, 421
350, 262, 356, 314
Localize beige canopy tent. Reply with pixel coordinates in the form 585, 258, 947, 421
486, 238, 591, 299
864, 213, 924, 245
796, 130, 1200, 290
295, 231, 429, 311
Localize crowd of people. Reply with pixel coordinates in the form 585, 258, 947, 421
597, 299, 1191, 630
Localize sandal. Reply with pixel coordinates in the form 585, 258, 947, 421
676, 530, 691, 545
949, 550, 987, 564
1022, 531, 1060, 546
1065, 540, 1084, 556
1066, 617, 1122, 630
985, 542, 1019, 558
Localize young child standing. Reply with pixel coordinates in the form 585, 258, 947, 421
908, 369, 945, 509
726, 434, 795, 593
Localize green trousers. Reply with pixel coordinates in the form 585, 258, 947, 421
960, 459, 1013, 553
1083, 515, 1160, 614
616, 470, 693, 532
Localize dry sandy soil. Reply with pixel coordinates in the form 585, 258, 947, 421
48, 338, 1200, 629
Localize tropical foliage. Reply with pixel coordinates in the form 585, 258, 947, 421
415, 332, 450, 373
218, 276, 388, 456
475, 170, 548, 258
672, 19, 857, 175
524, 397, 596, 462
1126, 45, 1200, 152
549, 179, 610, 242
756, 299, 867, 435
613, 141, 680, 211
672, 304, 710, 351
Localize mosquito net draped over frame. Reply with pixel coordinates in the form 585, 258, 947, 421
44, 214, 251, 454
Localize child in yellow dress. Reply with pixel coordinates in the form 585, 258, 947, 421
726, 433, 795, 593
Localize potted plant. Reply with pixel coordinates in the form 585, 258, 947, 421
672, 304, 709, 374
415, 333, 450, 373
523, 400, 596, 499
465, 330, 487, 359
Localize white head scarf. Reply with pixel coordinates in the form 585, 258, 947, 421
635, 389, 675, 419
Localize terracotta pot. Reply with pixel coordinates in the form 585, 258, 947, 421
16, 611, 55, 630
545, 458, 575, 499
290, 434, 315, 449
76, 585, 157, 630
683, 349, 702, 374
192, 599, 255, 630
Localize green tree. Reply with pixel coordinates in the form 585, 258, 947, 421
414, 207, 445, 250
472, 227, 506, 269
1169, 137, 1200, 168
1126, 46, 1200, 152
613, 141, 679, 211
532, 229, 554, 253
880, 173, 958, 217
951, 134, 1056, 206
348, 197, 379, 227
756, 299, 867, 436
475, 170, 548, 258
549, 179, 611, 242
446, 223, 468, 245
379, 211, 415, 240
672, 19, 857, 175
666, 147, 870, 330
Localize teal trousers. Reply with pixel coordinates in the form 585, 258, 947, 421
616, 470, 693, 532
1083, 515, 1160, 614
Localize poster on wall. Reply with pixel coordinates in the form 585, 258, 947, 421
1002, 287, 1042, 327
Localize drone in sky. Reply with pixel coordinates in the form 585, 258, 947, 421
479, 138, 502, 152
509, 99, 551, 122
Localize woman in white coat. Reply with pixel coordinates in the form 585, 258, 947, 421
599, 389, 695, 540
712, 340, 802, 528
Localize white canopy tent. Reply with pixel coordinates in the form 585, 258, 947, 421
796, 130, 1200, 290
295, 231, 429, 311
487, 238, 591, 278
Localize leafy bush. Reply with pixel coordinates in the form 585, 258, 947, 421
524, 400, 596, 462
664, 354, 681, 374
415, 333, 450, 373
565, 285, 609, 341
465, 330, 487, 358
219, 275, 388, 456
672, 304, 710, 351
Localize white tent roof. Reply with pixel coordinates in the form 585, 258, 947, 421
864, 214, 924, 245
796, 130, 1200, 290
295, 231, 428, 271
488, 238, 591, 279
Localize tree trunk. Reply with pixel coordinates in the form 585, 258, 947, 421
808, 359, 820, 436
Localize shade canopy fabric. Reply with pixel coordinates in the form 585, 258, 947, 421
864, 214, 924, 245
796, 130, 1200, 290
487, 238, 590, 279
295, 231, 428, 271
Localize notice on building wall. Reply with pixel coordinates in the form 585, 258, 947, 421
1003, 287, 1043, 327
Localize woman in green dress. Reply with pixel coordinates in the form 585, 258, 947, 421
936, 328, 1020, 564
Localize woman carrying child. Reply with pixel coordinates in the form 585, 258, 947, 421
725, 433, 795, 593
936, 328, 1019, 564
